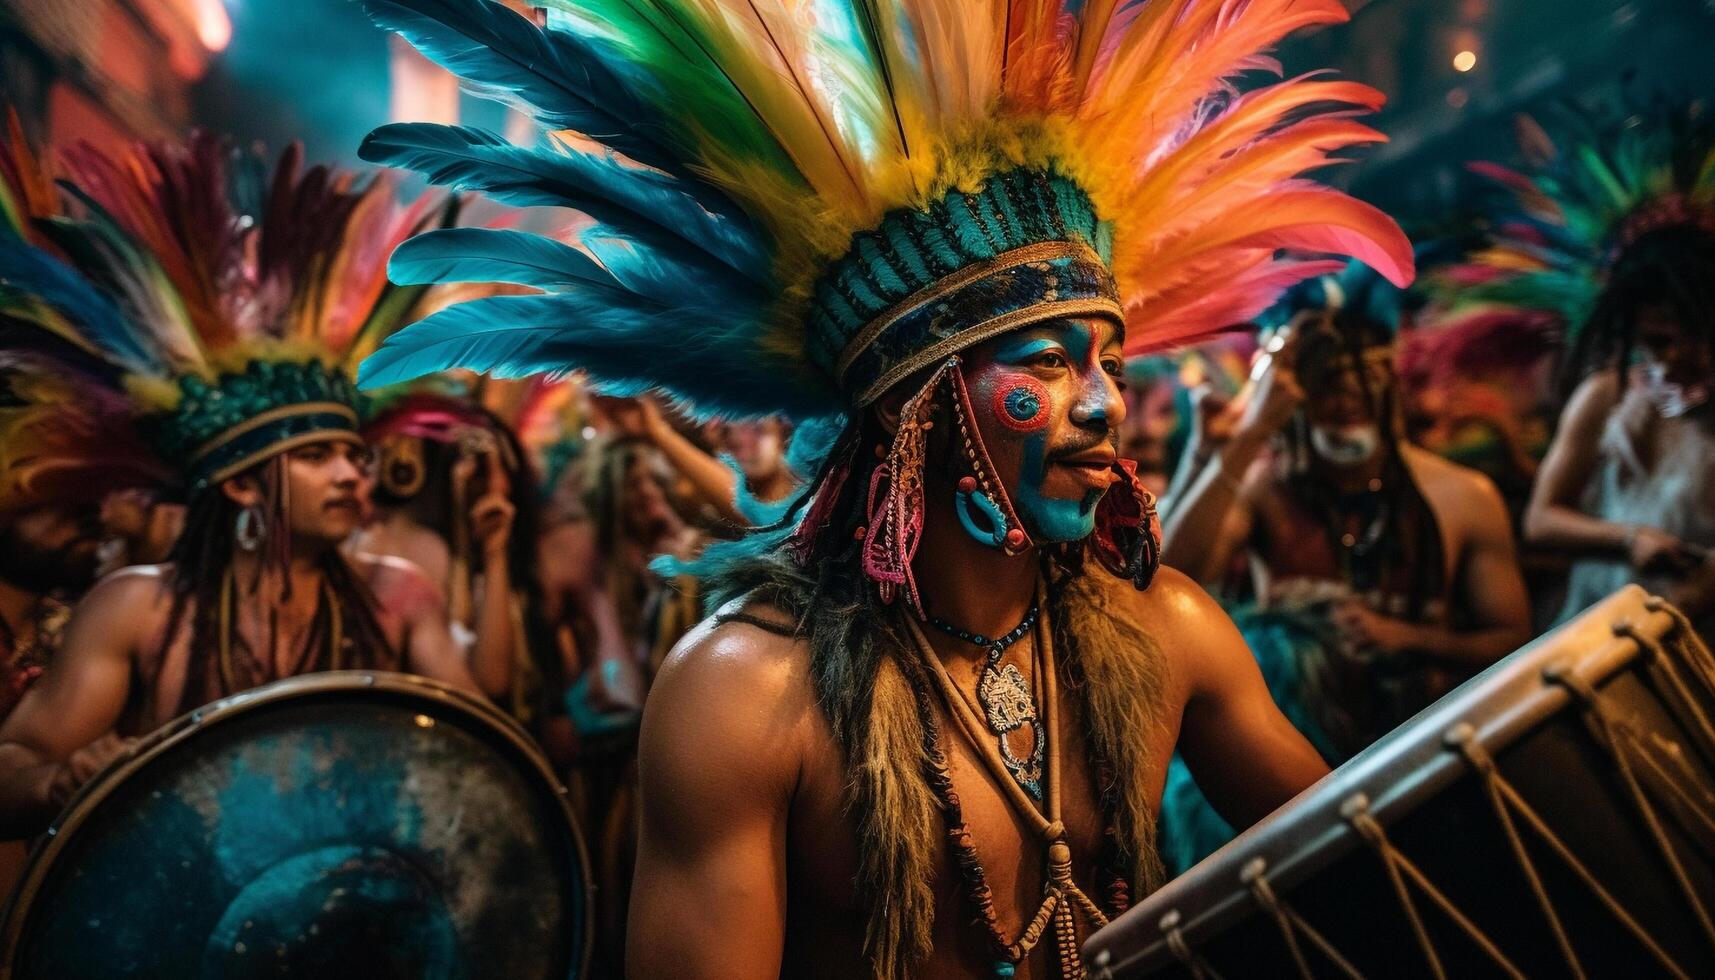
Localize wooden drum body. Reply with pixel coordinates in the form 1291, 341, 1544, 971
1087, 586, 1715, 979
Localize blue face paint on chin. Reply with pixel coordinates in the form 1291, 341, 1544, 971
1013, 431, 1103, 543
979, 323, 1114, 544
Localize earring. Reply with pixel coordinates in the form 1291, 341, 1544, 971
948, 366, 1031, 555
380, 436, 426, 497
862, 362, 960, 614
954, 475, 1009, 548
235, 504, 267, 553
1091, 458, 1160, 590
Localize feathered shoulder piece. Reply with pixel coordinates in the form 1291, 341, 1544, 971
0, 124, 455, 489
358, 0, 1413, 421
1453, 100, 1715, 344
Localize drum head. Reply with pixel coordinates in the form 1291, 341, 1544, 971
1, 673, 591, 979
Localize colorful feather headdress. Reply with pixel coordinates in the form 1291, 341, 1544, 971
1453, 102, 1715, 347
356, 0, 1414, 425
0, 123, 454, 493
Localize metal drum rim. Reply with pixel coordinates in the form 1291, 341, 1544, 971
0, 670, 595, 980
1083, 584, 1680, 978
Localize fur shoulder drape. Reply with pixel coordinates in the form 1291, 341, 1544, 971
709, 554, 1170, 978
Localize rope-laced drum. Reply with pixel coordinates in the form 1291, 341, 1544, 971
0, 672, 592, 979
1086, 585, 1715, 979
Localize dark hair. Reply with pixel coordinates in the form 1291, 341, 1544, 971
370, 413, 562, 717
162, 455, 394, 716
1562, 223, 1715, 397
487, 417, 563, 714
697, 388, 1095, 745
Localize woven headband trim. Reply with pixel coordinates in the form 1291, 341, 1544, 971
854, 295, 1123, 407
835, 240, 1108, 383
203, 429, 365, 486
189, 402, 360, 466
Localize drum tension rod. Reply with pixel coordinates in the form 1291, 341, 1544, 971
1547, 645, 1715, 961
1157, 908, 1221, 980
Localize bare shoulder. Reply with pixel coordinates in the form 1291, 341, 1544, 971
347, 551, 443, 618
652, 600, 818, 726
1401, 445, 1507, 516
80, 564, 174, 617
1108, 567, 1249, 700
54, 564, 176, 663
1569, 368, 1623, 415
1118, 562, 1241, 648
644, 600, 817, 795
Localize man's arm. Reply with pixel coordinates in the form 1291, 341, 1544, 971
599, 395, 748, 526
366, 556, 485, 696
1161, 340, 1301, 583
1160, 445, 1259, 584
1154, 569, 1329, 829
628, 620, 800, 979
1419, 472, 1533, 665
0, 569, 154, 837
1332, 468, 1533, 667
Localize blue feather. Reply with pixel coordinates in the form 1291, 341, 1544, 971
359, 123, 771, 283
0, 233, 158, 374
357, 292, 839, 419
580, 225, 760, 308
388, 227, 627, 292
362, 0, 682, 176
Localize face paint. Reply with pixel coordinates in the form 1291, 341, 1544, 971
991, 376, 1051, 432
1309, 422, 1381, 465
976, 338, 1106, 544
1634, 359, 1711, 419
1013, 431, 1106, 543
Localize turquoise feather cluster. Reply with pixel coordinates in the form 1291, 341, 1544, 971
1258, 258, 1404, 337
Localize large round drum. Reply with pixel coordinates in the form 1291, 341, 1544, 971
0, 672, 592, 979
1086, 586, 1715, 979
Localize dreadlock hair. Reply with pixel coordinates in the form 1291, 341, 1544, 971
1562, 223, 1715, 398
1283, 308, 1447, 620
162, 453, 393, 716
686, 383, 1169, 972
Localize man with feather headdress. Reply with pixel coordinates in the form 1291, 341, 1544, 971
0, 131, 513, 838
356, 0, 1415, 974
1162, 263, 1532, 756
1466, 105, 1715, 640
1156, 263, 1532, 871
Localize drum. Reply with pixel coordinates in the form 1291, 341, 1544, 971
1086, 585, 1715, 979
0, 671, 593, 979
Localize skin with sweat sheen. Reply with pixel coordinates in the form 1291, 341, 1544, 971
962, 319, 1125, 544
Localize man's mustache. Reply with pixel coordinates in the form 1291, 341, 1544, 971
1045, 431, 1118, 464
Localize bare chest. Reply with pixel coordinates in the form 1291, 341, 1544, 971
128, 593, 408, 734
781, 686, 1141, 980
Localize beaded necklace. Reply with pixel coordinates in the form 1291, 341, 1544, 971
902, 585, 1124, 979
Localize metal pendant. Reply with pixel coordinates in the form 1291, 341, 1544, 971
978, 659, 1045, 799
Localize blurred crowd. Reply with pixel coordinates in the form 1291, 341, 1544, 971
0, 96, 1712, 973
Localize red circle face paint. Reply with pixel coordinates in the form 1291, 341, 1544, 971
991, 375, 1051, 432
